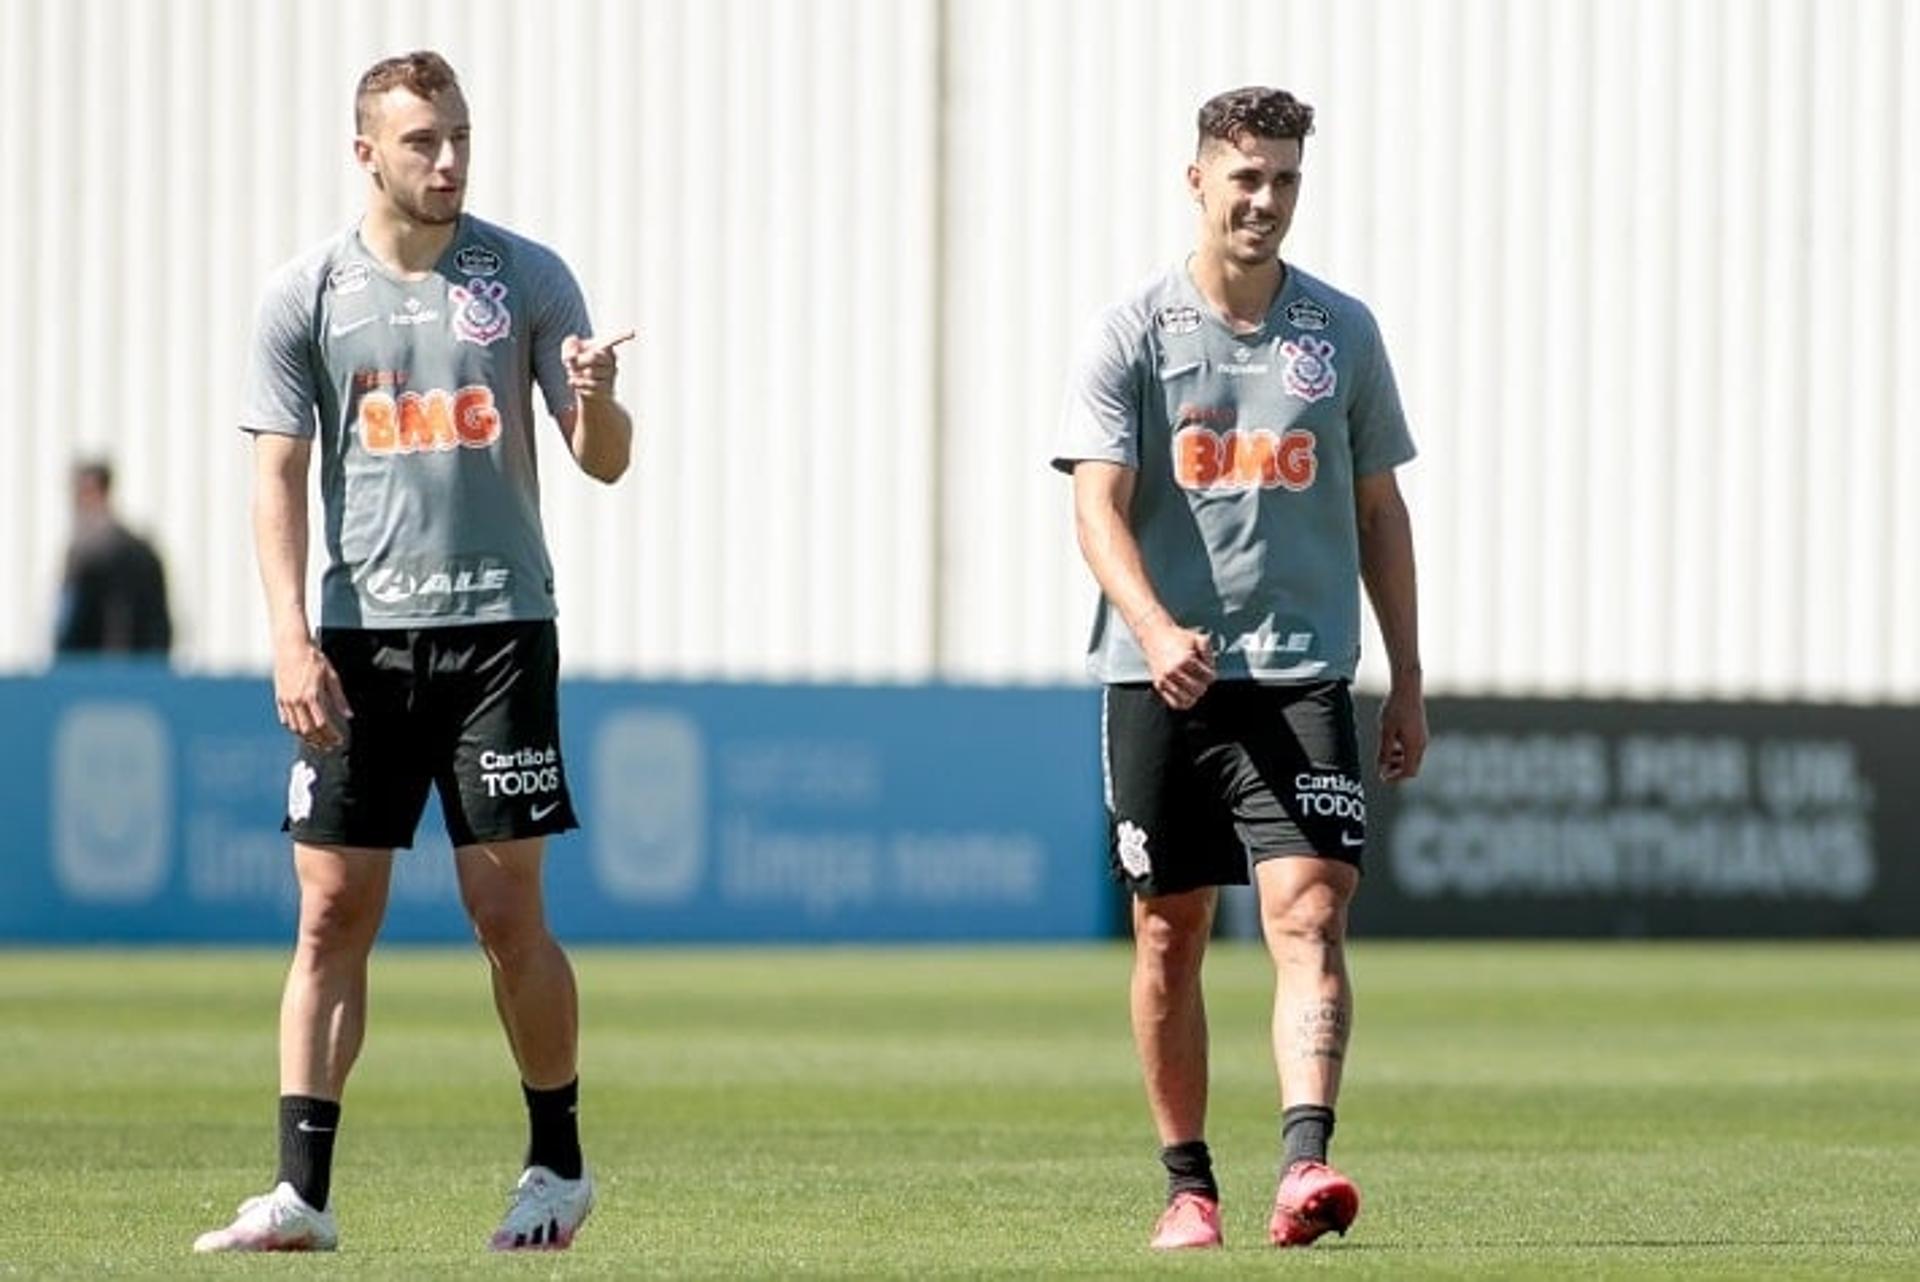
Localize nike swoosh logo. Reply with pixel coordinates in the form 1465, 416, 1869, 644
1340, 832, 1365, 847
295, 1120, 334, 1134
328, 315, 376, 338
530, 801, 561, 822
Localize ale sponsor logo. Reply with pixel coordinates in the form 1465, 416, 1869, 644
361, 558, 512, 607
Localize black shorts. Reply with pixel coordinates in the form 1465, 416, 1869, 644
284, 620, 579, 850
1102, 678, 1366, 897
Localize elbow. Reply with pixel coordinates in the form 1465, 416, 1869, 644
1073, 505, 1106, 560
1356, 492, 1406, 543
572, 407, 633, 484
571, 429, 631, 483
583, 452, 629, 484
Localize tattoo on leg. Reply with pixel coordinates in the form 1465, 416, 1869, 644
1291, 999, 1351, 1064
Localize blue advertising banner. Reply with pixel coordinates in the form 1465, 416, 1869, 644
0, 668, 1112, 944
1352, 696, 1920, 937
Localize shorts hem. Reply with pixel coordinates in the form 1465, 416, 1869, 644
451, 816, 581, 847
284, 821, 415, 851
1116, 869, 1251, 898
1250, 843, 1364, 870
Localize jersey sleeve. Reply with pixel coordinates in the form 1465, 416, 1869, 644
1347, 305, 1417, 476
526, 248, 593, 422
238, 264, 320, 437
1050, 305, 1147, 473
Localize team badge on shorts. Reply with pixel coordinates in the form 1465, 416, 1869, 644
287, 761, 317, 823
1115, 820, 1153, 879
1281, 335, 1338, 403
451, 277, 512, 347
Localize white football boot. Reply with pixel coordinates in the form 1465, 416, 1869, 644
489, 1165, 595, 1251
192, 1182, 337, 1252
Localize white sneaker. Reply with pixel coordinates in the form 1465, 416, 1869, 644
489, 1165, 595, 1251
192, 1182, 337, 1253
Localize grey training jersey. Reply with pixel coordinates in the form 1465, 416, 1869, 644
1053, 261, 1415, 684
240, 215, 590, 628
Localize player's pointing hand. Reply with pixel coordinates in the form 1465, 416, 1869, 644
562, 330, 634, 400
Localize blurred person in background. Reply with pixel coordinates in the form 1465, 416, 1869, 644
1052, 86, 1426, 1251
54, 459, 173, 658
193, 50, 633, 1256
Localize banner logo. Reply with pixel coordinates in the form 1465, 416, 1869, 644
54, 703, 172, 902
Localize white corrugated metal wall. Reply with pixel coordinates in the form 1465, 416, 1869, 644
3, 0, 1913, 698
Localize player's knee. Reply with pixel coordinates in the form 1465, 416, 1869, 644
1135, 907, 1209, 977
1260, 896, 1346, 951
295, 890, 382, 958
463, 891, 546, 959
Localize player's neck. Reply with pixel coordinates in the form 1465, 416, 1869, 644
359, 206, 460, 279
1189, 252, 1284, 333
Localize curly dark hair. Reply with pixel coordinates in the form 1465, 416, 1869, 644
1196, 86, 1315, 156
354, 50, 462, 133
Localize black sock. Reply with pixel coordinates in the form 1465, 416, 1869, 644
1159, 1139, 1217, 1202
276, 1095, 341, 1210
523, 1079, 583, 1180
1282, 1103, 1337, 1169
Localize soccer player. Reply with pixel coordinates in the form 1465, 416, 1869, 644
1052, 86, 1426, 1250
193, 50, 632, 1254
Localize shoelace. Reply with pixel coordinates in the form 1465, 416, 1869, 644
223, 1190, 308, 1242
502, 1178, 562, 1222
499, 1179, 577, 1249
232, 1193, 272, 1220
1161, 1193, 1213, 1222
237, 1192, 298, 1225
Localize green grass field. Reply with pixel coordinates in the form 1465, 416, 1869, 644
2, 942, 1917, 1279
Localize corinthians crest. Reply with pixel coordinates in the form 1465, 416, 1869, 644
1280, 334, 1337, 403
450, 276, 512, 347
1115, 820, 1152, 878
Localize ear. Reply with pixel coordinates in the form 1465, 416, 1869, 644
1186, 163, 1204, 206
353, 135, 376, 174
